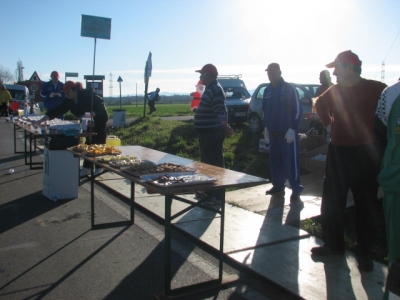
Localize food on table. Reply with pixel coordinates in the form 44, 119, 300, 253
124, 162, 195, 176
71, 144, 122, 155
150, 174, 185, 185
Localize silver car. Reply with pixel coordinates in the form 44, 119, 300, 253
248, 83, 320, 133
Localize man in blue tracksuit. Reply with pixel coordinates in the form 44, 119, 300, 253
40, 71, 65, 119
262, 63, 303, 203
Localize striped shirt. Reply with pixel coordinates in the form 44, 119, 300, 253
194, 80, 228, 133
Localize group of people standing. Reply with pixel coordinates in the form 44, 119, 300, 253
34, 72, 109, 177
193, 50, 399, 296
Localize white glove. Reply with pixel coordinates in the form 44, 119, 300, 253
326, 123, 331, 133
264, 127, 269, 141
285, 128, 295, 144
50, 92, 55, 98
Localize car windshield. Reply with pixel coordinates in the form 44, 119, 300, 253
223, 87, 250, 99
8, 89, 26, 100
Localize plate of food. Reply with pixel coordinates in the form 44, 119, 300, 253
123, 162, 196, 176
140, 172, 217, 186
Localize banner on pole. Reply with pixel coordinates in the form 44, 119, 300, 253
81, 15, 111, 40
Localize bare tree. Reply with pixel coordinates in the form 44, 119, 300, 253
0, 66, 14, 84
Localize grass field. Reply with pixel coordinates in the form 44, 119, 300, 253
106, 103, 193, 118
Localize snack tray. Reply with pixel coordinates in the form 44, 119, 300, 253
140, 172, 217, 187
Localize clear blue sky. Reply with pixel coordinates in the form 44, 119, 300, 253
2, 0, 400, 96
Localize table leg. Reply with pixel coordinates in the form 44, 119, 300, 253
164, 194, 172, 294
219, 191, 226, 281
91, 164, 95, 229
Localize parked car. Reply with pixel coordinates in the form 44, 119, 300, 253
218, 75, 251, 124
5, 84, 30, 109
247, 82, 320, 133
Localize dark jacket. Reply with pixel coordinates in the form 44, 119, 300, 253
46, 89, 108, 125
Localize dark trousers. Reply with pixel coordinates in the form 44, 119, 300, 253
198, 130, 225, 199
321, 143, 381, 255
83, 120, 107, 169
0, 103, 9, 117
148, 100, 156, 113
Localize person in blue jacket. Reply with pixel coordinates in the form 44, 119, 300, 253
40, 71, 65, 119
262, 63, 303, 203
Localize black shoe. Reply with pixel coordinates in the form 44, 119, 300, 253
265, 187, 285, 195
290, 192, 301, 203
357, 255, 373, 272
311, 246, 345, 256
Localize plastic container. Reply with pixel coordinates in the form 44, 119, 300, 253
106, 135, 121, 146
81, 112, 91, 132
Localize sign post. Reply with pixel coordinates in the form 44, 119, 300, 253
65, 72, 78, 83
117, 76, 123, 109
113, 76, 126, 127
80, 14, 111, 139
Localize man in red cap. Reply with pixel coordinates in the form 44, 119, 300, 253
262, 62, 303, 203
40, 71, 65, 119
312, 50, 387, 272
193, 64, 233, 202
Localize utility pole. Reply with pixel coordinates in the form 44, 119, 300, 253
109, 72, 113, 98
381, 61, 385, 83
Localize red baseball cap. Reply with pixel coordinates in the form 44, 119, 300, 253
62, 81, 76, 92
326, 50, 362, 68
265, 63, 281, 72
51, 71, 60, 78
195, 64, 218, 75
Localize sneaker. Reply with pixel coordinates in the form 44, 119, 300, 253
80, 167, 90, 177
357, 255, 373, 272
94, 168, 104, 176
265, 187, 285, 195
311, 246, 345, 256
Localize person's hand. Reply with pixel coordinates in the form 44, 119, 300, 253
326, 123, 331, 133
285, 128, 295, 144
264, 127, 269, 142
50, 92, 55, 98
224, 125, 233, 137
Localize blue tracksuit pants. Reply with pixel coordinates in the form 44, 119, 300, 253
268, 133, 303, 193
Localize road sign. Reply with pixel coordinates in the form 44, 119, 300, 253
65, 72, 78, 77
81, 15, 111, 40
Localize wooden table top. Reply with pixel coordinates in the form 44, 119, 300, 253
68, 145, 268, 195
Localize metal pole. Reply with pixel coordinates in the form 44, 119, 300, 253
89, 37, 97, 143
119, 80, 122, 109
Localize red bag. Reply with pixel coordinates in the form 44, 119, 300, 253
10, 101, 19, 111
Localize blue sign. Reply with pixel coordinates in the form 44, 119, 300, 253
81, 15, 111, 40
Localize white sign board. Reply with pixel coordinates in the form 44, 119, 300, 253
81, 15, 111, 40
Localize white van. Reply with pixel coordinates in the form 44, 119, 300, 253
5, 84, 30, 109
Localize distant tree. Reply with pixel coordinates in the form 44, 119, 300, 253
0, 66, 14, 84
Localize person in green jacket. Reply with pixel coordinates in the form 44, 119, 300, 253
374, 80, 400, 299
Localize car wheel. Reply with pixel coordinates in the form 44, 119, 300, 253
248, 113, 262, 133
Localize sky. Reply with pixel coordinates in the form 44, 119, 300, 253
1, 0, 400, 97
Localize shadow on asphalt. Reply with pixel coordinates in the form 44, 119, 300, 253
0, 191, 75, 235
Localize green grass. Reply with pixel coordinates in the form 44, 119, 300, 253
107, 117, 268, 179
106, 103, 194, 118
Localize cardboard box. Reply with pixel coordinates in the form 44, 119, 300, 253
299, 135, 327, 152
303, 144, 328, 177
